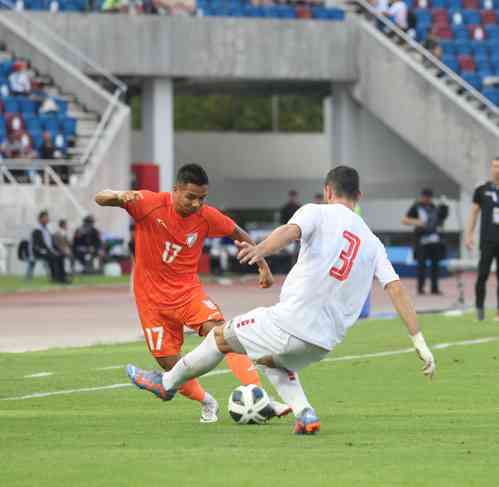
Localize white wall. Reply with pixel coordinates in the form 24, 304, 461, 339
132, 129, 461, 231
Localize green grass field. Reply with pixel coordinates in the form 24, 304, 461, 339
1, 314, 498, 487
0, 275, 131, 293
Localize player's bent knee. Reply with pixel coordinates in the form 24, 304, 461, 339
255, 356, 277, 368
213, 325, 232, 353
199, 320, 224, 337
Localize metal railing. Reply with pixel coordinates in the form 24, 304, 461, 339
0, 1, 128, 173
354, 0, 499, 120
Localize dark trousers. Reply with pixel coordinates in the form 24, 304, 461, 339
35, 252, 67, 283
416, 243, 441, 293
475, 242, 499, 309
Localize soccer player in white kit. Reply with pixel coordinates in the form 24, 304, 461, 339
128, 166, 436, 434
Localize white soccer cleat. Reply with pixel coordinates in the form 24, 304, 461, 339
269, 398, 292, 418
200, 395, 219, 423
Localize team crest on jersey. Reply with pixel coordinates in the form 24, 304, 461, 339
186, 232, 198, 248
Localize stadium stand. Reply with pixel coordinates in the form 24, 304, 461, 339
9, 0, 346, 20
407, 0, 499, 104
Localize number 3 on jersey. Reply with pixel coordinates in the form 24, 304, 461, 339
162, 241, 182, 264
330, 231, 361, 281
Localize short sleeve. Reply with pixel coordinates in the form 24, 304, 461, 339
406, 203, 418, 219
124, 190, 162, 222
204, 206, 237, 238
374, 242, 400, 288
472, 186, 482, 206
288, 204, 319, 242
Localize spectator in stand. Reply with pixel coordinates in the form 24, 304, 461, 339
368, 0, 388, 14
9, 61, 31, 96
386, 0, 408, 31
101, 0, 128, 12
39, 131, 55, 160
2, 132, 22, 158
423, 26, 443, 60
73, 215, 103, 273
31, 210, 69, 283
53, 219, 73, 275
280, 189, 301, 224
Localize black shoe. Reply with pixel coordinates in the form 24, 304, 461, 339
431, 290, 443, 296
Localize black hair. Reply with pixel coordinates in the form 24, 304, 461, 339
324, 166, 360, 200
59, 219, 66, 227
38, 210, 48, 220
421, 188, 434, 197
176, 164, 209, 187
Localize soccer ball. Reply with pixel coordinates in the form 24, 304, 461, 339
228, 384, 274, 425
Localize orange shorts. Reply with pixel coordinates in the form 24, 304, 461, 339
137, 290, 224, 357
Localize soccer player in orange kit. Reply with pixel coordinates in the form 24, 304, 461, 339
95, 164, 290, 422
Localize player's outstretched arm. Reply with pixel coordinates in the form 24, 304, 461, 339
95, 189, 143, 207
385, 280, 436, 378
230, 225, 274, 288
236, 224, 301, 266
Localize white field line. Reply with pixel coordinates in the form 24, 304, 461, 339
23, 372, 54, 378
6, 335, 499, 402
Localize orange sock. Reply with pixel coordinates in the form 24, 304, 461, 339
179, 378, 206, 402
225, 353, 261, 386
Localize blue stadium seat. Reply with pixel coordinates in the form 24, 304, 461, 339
461, 72, 482, 89
61, 116, 76, 137
448, 0, 463, 7
432, 0, 447, 7
326, 7, 345, 19
475, 58, 491, 70
54, 98, 68, 114
463, 9, 481, 24
416, 26, 430, 41
0, 117, 6, 135
228, 5, 243, 16
440, 39, 456, 55
404, 0, 414, 8
486, 39, 499, 55
472, 40, 489, 57
40, 114, 59, 134
442, 54, 460, 71
455, 39, 473, 54
23, 114, 42, 132
485, 25, 499, 38
415, 8, 432, 28
453, 26, 470, 39
29, 130, 43, 150
311, 6, 328, 19
18, 97, 38, 114
477, 67, 493, 77
0, 60, 14, 78
482, 87, 499, 103
3, 97, 18, 113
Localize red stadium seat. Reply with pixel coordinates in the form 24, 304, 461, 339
295, 5, 311, 18
480, 9, 497, 24
436, 25, 454, 39
459, 54, 476, 71
432, 8, 449, 25
463, 0, 480, 8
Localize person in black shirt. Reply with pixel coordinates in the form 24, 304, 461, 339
403, 188, 447, 295
73, 215, 103, 273
280, 190, 301, 224
464, 158, 499, 321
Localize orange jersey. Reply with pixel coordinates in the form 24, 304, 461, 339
125, 191, 236, 309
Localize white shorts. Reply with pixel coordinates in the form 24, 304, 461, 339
224, 307, 328, 372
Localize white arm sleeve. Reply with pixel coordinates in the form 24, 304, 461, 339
374, 243, 400, 288
288, 204, 320, 243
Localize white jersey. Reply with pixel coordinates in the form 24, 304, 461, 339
269, 203, 399, 351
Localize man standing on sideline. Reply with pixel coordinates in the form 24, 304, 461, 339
403, 189, 446, 295
280, 190, 301, 225
464, 158, 499, 321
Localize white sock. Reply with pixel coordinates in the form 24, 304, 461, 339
201, 391, 216, 406
262, 366, 312, 416
162, 330, 224, 390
